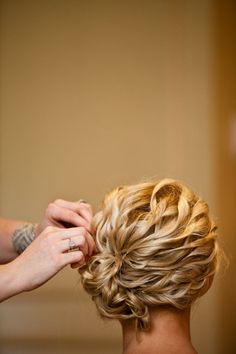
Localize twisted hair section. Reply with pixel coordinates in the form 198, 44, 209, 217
80, 179, 220, 330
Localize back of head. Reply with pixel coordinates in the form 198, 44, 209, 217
80, 178, 219, 330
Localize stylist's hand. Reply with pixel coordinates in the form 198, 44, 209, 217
6, 225, 95, 294
35, 199, 96, 268
35, 199, 93, 236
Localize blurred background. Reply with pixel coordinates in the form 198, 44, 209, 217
0, 0, 235, 353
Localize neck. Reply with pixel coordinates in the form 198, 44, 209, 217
121, 307, 197, 354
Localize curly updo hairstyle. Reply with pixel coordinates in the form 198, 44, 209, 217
80, 178, 219, 330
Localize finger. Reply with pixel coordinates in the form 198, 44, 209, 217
48, 204, 90, 231
84, 232, 97, 256
77, 203, 93, 224
62, 232, 95, 257
70, 253, 92, 269
70, 262, 81, 269
53, 227, 95, 256
60, 235, 89, 256
55, 226, 87, 240
57, 227, 93, 256
62, 250, 85, 267
45, 226, 88, 242
54, 199, 93, 224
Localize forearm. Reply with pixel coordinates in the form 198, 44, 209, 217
0, 218, 27, 263
0, 262, 24, 302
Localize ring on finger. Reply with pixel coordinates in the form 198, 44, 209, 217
78, 199, 87, 204
68, 238, 79, 252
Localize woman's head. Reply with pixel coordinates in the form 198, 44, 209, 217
80, 178, 219, 330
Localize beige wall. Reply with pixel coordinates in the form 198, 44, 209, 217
0, 1, 233, 353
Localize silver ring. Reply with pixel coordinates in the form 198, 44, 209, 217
78, 199, 87, 204
68, 238, 77, 252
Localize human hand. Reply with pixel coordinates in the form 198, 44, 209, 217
7, 225, 95, 294
35, 199, 93, 236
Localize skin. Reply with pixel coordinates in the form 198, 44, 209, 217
0, 199, 96, 302
121, 307, 198, 354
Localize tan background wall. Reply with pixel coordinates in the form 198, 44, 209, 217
0, 1, 234, 354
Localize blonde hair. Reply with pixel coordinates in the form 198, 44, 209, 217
80, 178, 220, 330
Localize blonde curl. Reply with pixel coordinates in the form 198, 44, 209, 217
80, 179, 220, 330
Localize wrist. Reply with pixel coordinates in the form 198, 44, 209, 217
0, 261, 25, 302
